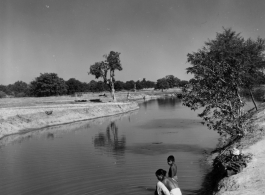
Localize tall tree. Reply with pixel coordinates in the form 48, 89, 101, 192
30, 73, 68, 97
183, 28, 265, 137
89, 51, 122, 101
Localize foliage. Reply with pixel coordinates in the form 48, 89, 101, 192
179, 80, 189, 87
0, 85, 12, 95
0, 91, 6, 98
8, 81, 29, 97
155, 78, 169, 91
96, 81, 109, 92
66, 78, 84, 95
213, 150, 252, 176
114, 81, 124, 91
136, 80, 143, 90
124, 80, 135, 90
88, 80, 98, 92
89, 51, 122, 101
30, 73, 68, 97
240, 87, 265, 102
182, 28, 265, 137
165, 75, 180, 88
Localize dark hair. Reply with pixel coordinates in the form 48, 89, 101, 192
155, 169, 167, 176
167, 155, 175, 162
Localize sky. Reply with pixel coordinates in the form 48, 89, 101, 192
0, 0, 265, 85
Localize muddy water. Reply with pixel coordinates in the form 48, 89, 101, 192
0, 98, 219, 195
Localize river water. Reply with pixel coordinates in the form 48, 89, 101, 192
0, 98, 219, 195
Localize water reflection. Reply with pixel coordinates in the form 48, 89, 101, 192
141, 99, 157, 110
157, 97, 181, 109
94, 121, 126, 157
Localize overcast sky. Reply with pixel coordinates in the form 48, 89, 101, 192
0, 0, 265, 85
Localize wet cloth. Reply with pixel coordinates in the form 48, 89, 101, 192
170, 188, 182, 195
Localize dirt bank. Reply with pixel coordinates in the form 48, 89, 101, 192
0, 101, 139, 140
214, 106, 265, 195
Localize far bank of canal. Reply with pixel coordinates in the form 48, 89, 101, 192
0, 98, 219, 195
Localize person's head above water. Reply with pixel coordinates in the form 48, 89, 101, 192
155, 169, 167, 181
167, 155, 175, 165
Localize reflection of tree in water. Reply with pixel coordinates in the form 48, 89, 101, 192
140, 99, 157, 110
157, 97, 181, 109
93, 121, 126, 157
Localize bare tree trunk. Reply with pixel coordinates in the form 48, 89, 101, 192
249, 89, 258, 111
109, 70, 116, 102
111, 83, 116, 102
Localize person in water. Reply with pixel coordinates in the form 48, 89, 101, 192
167, 155, 178, 180
155, 169, 182, 195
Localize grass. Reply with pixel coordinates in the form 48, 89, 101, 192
0, 88, 182, 108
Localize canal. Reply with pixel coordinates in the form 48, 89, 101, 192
0, 98, 219, 195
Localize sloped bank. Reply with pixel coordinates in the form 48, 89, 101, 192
200, 106, 265, 195
0, 102, 139, 140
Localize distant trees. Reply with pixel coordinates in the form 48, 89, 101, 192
114, 81, 124, 91
183, 28, 265, 137
155, 75, 186, 90
30, 73, 68, 97
66, 78, 84, 95
0, 85, 11, 96
124, 80, 135, 90
89, 51, 122, 101
155, 78, 169, 91
9, 81, 29, 97
0, 91, 6, 98
0, 81, 29, 97
165, 75, 180, 88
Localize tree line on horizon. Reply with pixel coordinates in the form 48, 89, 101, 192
0, 73, 188, 98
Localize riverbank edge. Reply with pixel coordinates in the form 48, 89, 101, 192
0, 101, 139, 140
204, 106, 265, 195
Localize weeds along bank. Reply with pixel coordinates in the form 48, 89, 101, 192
0, 102, 139, 140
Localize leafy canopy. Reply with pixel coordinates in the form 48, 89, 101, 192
182, 28, 265, 136
30, 73, 68, 97
89, 51, 122, 85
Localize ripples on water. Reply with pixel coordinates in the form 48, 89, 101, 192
0, 98, 219, 195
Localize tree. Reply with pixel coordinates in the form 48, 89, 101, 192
145, 80, 155, 88
96, 81, 108, 92
182, 28, 265, 137
179, 80, 189, 88
114, 81, 124, 91
165, 75, 177, 88
155, 78, 169, 91
124, 80, 135, 90
9, 81, 29, 97
136, 80, 143, 90
89, 51, 122, 101
66, 78, 84, 95
88, 80, 97, 92
82, 82, 90, 92
30, 73, 68, 97
0, 85, 12, 95
0, 91, 6, 98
